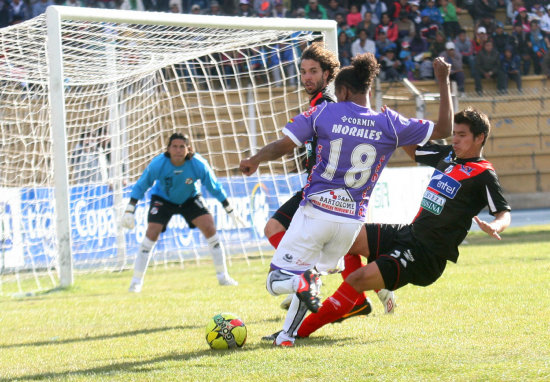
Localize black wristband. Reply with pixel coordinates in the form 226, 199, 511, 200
221, 199, 230, 208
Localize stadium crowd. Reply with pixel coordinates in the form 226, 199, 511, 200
1, 0, 550, 91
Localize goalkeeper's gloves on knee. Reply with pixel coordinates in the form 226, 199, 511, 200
223, 204, 247, 228
121, 204, 136, 229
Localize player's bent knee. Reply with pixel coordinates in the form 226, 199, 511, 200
266, 269, 295, 296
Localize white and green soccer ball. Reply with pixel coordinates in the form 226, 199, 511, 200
205, 313, 247, 350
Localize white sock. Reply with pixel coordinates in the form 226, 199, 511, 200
132, 236, 155, 282
207, 233, 228, 276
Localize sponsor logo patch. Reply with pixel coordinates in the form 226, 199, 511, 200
308, 188, 356, 216
428, 170, 461, 199
421, 189, 446, 215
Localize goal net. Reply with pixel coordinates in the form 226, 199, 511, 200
0, 7, 337, 295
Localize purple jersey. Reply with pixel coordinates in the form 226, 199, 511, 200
283, 101, 434, 222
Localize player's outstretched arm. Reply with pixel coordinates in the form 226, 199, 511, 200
473, 210, 511, 240
431, 57, 453, 140
240, 136, 297, 176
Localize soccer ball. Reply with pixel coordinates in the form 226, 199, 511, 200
205, 313, 247, 349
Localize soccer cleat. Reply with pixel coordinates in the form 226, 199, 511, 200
273, 339, 294, 347
217, 274, 238, 286
296, 269, 322, 313
128, 280, 143, 293
377, 289, 396, 314
262, 330, 282, 342
332, 297, 373, 323
280, 294, 293, 310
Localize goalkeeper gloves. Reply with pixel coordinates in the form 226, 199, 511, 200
121, 204, 136, 229
224, 204, 247, 228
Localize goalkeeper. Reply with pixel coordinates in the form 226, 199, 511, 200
121, 133, 242, 292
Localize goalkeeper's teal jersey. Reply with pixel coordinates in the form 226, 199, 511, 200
130, 153, 227, 205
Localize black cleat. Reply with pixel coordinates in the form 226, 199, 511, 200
333, 298, 373, 323
296, 269, 322, 313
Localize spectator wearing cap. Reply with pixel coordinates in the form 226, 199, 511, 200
375, 13, 399, 42
440, 41, 465, 95
255, 0, 273, 17
360, 0, 387, 25
439, 0, 460, 38
408, 0, 422, 26
326, 0, 348, 20
305, 0, 328, 19
512, 20, 533, 74
514, 7, 531, 33
190, 3, 202, 13
474, 40, 506, 95
352, 28, 377, 56
454, 28, 476, 77
473, 26, 488, 54
501, 45, 522, 92
338, 30, 353, 66
237, 0, 255, 16
347, 4, 363, 28
355, 11, 377, 40
540, 5, 550, 36
396, 10, 415, 40
423, 0, 443, 25
526, 19, 549, 74
418, 9, 440, 42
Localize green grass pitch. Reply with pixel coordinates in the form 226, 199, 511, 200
1, 225, 549, 381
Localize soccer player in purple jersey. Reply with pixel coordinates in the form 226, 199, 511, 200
240, 53, 453, 347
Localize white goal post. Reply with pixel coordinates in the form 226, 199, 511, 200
0, 6, 338, 293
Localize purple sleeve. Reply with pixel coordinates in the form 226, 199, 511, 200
282, 102, 328, 146
385, 108, 434, 147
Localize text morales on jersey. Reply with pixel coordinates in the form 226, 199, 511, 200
332, 124, 382, 140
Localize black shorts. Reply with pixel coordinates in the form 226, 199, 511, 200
365, 223, 447, 291
271, 190, 303, 230
148, 194, 210, 232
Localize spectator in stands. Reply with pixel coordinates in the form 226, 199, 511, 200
473, 0, 498, 22
396, 10, 415, 40
327, 0, 348, 20
391, 0, 411, 20
295, 7, 306, 18
255, 0, 273, 17
423, 0, 444, 25
380, 49, 403, 81
454, 28, 476, 76
493, 21, 513, 55
410, 30, 429, 59
430, 30, 448, 58
190, 3, 202, 14
170, 3, 180, 12
475, 14, 497, 36
399, 40, 416, 79
514, 6, 531, 32
0, 0, 12, 28
305, 0, 328, 19
473, 26, 489, 54
338, 30, 353, 66
375, 29, 397, 58
352, 28, 377, 56
272, 0, 290, 17
419, 53, 434, 79
347, 4, 363, 29
361, 0, 387, 25
440, 41, 465, 96
408, 0, 422, 26
237, 0, 255, 16
501, 45, 523, 92
440, 0, 460, 38
418, 10, 440, 42
376, 12, 399, 42
32, 0, 54, 17
205, 0, 224, 15
474, 40, 506, 94
10, 0, 29, 24
512, 21, 533, 74
541, 5, 550, 36
336, 13, 356, 39
356, 11, 377, 39
526, 19, 549, 74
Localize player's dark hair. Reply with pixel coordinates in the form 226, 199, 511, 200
300, 42, 340, 84
165, 132, 195, 160
454, 107, 490, 146
334, 53, 380, 94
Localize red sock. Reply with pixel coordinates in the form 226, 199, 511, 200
341, 253, 366, 305
268, 231, 285, 249
297, 281, 360, 338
